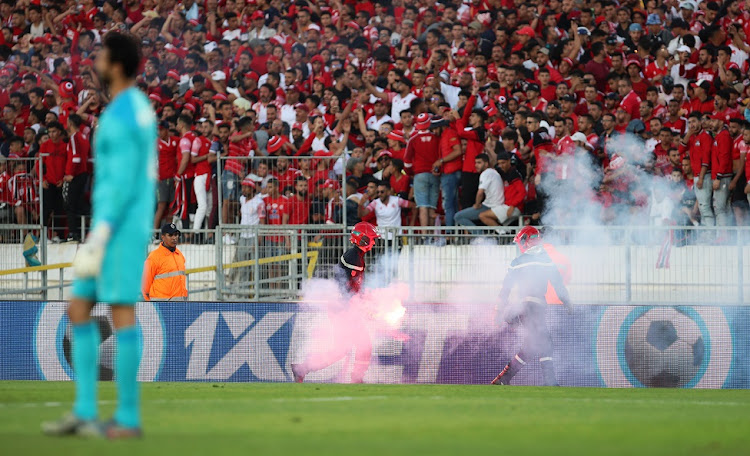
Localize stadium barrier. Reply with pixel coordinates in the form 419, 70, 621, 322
1, 300, 747, 388
0, 225, 749, 304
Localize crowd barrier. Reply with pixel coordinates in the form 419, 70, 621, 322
1, 301, 747, 388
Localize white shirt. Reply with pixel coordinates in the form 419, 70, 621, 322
366, 114, 394, 131
367, 196, 410, 239
239, 193, 266, 237
391, 93, 417, 119
479, 168, 504, 208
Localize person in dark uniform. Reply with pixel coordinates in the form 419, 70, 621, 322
491, 226, 573, 386
292, 222, 380, 383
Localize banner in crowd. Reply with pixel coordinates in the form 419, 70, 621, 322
1, 301, 748, 388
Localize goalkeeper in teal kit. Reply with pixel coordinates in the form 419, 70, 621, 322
42, 33, 156, 439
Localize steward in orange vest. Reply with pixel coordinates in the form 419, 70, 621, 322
142, 223, 188, 301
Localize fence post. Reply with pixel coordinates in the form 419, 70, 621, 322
301, 229, 308, 284
253, 227, 260, 302
40, 229, 48, 301
59, 267, 64, 300
216, 225, 224, 302
738, 227, 743, 305
23, 272, 28, 300
289, 230, 297, 292
625, 227, 632, 304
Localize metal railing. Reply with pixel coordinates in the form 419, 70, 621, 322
1, 224, 748, 305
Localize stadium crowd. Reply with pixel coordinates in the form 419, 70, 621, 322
1, 0, 750, 244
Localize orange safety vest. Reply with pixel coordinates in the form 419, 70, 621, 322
142, 244, 188, 301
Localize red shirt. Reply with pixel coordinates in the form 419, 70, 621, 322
620, 90, 641, 120
680, 130, 712, 178
274, 167, 301, 191
390, 173, 411, 196
38, 139, 67, 185
664, 117, 687, 136
191, 135, 212, 176
264, 195, 289, 243
711, 128, 733, 180
178, 132, 197, 178
404, 130, 440, 175
65, 131, 89, 177
438, 126, 462, 174
158, 136, 179, 180
0, 171, 10, 204
287, 195, 310, 225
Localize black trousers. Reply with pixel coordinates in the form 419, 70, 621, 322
65, 173, 90, 240
460, 172, 479, 209
43, 185, 66, 238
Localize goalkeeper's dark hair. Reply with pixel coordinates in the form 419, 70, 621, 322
103, 32, 141, 79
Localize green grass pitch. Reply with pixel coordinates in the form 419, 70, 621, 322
0, 381, 748, 456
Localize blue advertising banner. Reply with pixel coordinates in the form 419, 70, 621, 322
1, 301, 748, 388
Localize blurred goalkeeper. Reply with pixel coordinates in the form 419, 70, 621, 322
42, 33, 157, 439
291, 222, 380, 384
491, 226, 573, 387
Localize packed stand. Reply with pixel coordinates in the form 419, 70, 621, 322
1, 0, 750, 246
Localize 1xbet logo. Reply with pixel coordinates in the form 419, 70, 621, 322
184, 311, 295, 381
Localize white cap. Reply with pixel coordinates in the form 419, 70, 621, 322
308, 23, 321, 32
571, 132, 587, 142
679, 1, 696, 10
211, 70, 227, 81
677, 45, 691, 54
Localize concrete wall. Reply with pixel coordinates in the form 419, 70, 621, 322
2, 242, 749, 304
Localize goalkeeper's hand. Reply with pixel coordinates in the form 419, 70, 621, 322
72, 223, 111, 278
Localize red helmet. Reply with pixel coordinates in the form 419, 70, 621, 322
513, 226, 541, 253
350, 222, 380, 252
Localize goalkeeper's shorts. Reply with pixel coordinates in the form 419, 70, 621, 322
71, 229, 150, 304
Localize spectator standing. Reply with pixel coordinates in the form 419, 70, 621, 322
230, 178, 266, 295
681, 112, 715, 226
155, 121, 178, 238
404, 113, 441, 229
63, 114, 90, 242
37, 121, 66, 241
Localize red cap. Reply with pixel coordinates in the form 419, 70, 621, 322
212, 93, 228, 101
59, 81, 75, 99
267, 135, 287, 153
0, 69, 9, 77
292, 122, 304, 130
415, 113, 431, 130
251, 11, 264, 20
167, 70, 181, 81
286, 84, 299, 92
244, 71, 260, 81
517, 26, 536, 37
347, 21, 360, 30
80, 58, 93, 66
148, 93, 162, 102
295, 103, 310, 112
456, 48, 468, 57
562, 57, 575, 67
323, 178, 340, 189
311, 55, 325, 65
377, 150, 393, 160
484, 104, 498, 117
183, 102, 196, 112
241, 177, 257, 187
387, 130, 406, 143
